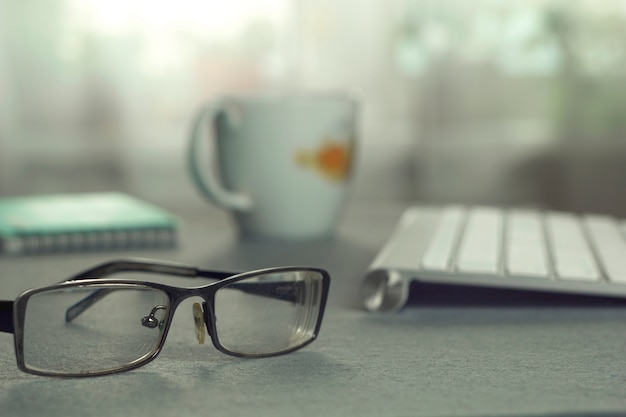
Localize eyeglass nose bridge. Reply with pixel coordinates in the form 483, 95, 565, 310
192, 302, 206, 344
190, 297, 216, 346
158, 287, 215, 346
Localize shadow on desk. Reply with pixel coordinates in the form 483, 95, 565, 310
356, 280, 626, 330
406, 281, 626, 308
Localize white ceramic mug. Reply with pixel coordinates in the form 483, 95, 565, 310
187, 94, 358, 240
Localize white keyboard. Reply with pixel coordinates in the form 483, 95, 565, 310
361, 205, 626, 311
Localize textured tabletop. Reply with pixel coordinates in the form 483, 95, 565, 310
1, 203, 626, 417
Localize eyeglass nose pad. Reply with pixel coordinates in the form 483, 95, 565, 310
192, 302, 206, 345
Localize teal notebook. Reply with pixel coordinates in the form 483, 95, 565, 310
0, 192, 178, 255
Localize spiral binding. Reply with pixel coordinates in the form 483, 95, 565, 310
1, 228, 177, 255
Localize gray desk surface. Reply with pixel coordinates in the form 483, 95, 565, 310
1, 202, 626, 417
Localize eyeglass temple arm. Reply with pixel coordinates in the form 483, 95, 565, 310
63, 259, 236, 283
2, 261, 204, 331
0, 260, 298, 331
3, 260, 198, 332
0, 301, 14, 333
196, 269, 306, 303
65, 279, 302, 323
63, 259, 238, 323
64, 259, 302, 323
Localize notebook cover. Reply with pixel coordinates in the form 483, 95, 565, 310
0, 192, 178, 254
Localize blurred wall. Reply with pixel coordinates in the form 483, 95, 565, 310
1, 0, 625, 215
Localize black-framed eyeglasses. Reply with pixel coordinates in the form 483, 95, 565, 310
0, 259, 330, 377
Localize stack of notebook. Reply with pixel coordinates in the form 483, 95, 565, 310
0, 192, 178, 255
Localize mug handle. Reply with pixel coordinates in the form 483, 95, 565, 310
187, 101, 253, 211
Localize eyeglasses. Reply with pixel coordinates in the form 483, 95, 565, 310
0, 259, 330, 377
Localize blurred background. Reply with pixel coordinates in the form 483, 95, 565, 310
1, 0, 625, 215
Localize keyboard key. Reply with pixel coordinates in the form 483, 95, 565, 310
456, 207, 503, 274
421, 206, 465, 271
546, 213, 600, 282
585, 215, 626, 284
370, 207, 442, 271
505, 210, 550, 278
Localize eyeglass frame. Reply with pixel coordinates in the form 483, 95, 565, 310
0, 258, 331, 377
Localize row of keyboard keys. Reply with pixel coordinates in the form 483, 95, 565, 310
419, 206, 626, 284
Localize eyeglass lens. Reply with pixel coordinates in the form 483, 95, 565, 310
214, 270, 324, 355
22, 285, 169, 375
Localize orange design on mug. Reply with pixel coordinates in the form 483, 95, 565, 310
296, 139, 352, 181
